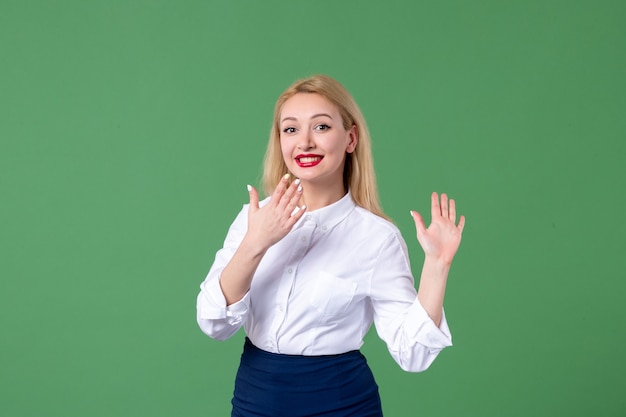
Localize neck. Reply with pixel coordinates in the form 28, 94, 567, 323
300, 181, 347, 211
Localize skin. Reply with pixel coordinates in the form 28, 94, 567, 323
411, 193, 465, 326
219, 93, 465, 328
279, 92, 357, 211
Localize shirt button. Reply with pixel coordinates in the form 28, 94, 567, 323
278, 305, 284, 312
321, 225, 328, 232
301, 236, 306, 242
287, 268, 293, 274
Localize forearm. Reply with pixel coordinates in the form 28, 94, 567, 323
219, 235, 268, 305
416, 256, 451, 327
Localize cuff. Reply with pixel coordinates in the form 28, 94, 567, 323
404, 299, 453, 351
197, 275, 250, 325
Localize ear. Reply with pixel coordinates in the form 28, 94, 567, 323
346, 124, 358, 153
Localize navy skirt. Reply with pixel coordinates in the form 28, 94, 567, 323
231, 338, 383, 417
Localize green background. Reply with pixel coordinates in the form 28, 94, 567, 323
2, 1, 625, 416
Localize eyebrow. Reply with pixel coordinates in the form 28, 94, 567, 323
280, 113, 333, 123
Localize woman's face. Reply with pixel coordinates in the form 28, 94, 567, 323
279, 93, 357, 188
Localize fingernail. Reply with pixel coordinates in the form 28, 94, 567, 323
247, 184, 252, 192
283, 173, 290, 180
290, 206, 300, 217
297, 185, 303, 192
302, 205, 307, 211
294, 178, 301, 185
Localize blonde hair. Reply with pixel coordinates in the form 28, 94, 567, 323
262, 75, 389, 220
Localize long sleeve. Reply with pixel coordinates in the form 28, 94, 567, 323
370, 232, 453, 372
196, 205, 251, 340
196, 193, 455, 362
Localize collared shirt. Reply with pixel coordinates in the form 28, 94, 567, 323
197, 192, 452, 372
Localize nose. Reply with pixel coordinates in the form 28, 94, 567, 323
296, 129, 314, 150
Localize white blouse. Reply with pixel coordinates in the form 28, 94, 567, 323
196, 192, 452, 372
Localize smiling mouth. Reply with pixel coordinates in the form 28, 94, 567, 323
296, 155, 323, 167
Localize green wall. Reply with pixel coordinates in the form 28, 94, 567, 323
2, 1, 625, 416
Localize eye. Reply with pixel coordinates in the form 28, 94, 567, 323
315, 124, 331, 131
282, 127, 297, 134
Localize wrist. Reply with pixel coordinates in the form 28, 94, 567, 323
239, 233, 270, 259
423, 255, 451, 275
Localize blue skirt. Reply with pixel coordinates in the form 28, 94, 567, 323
231, 338, 383, 417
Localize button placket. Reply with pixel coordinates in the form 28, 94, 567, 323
269, 220, 317, 352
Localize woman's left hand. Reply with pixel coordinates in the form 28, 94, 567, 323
410, 192, 465, 265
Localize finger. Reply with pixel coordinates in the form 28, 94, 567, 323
449, 198, 457, 222
431, 192, 440, 218
289, 178, 304, 206
440, 193, 449, 218
457, 215, 466, 233
271, 173, 291, 205
410, 210, 427, 236
279, 178, 300, 211
247, 184, 260, 211
290, 204, 307, 219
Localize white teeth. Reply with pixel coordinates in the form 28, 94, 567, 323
299, 156, 321, 163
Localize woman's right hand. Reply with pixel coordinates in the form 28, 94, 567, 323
245, 174, 307, 252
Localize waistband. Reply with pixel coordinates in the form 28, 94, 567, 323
241, 337, 364, 373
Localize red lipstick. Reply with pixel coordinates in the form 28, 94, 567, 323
295, 154, 323, 168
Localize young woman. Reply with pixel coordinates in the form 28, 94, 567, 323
197, 75, 465, 416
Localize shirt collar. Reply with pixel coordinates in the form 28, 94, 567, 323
299, 191, 356, 232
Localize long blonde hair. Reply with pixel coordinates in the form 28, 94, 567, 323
262, 75, 389, 220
